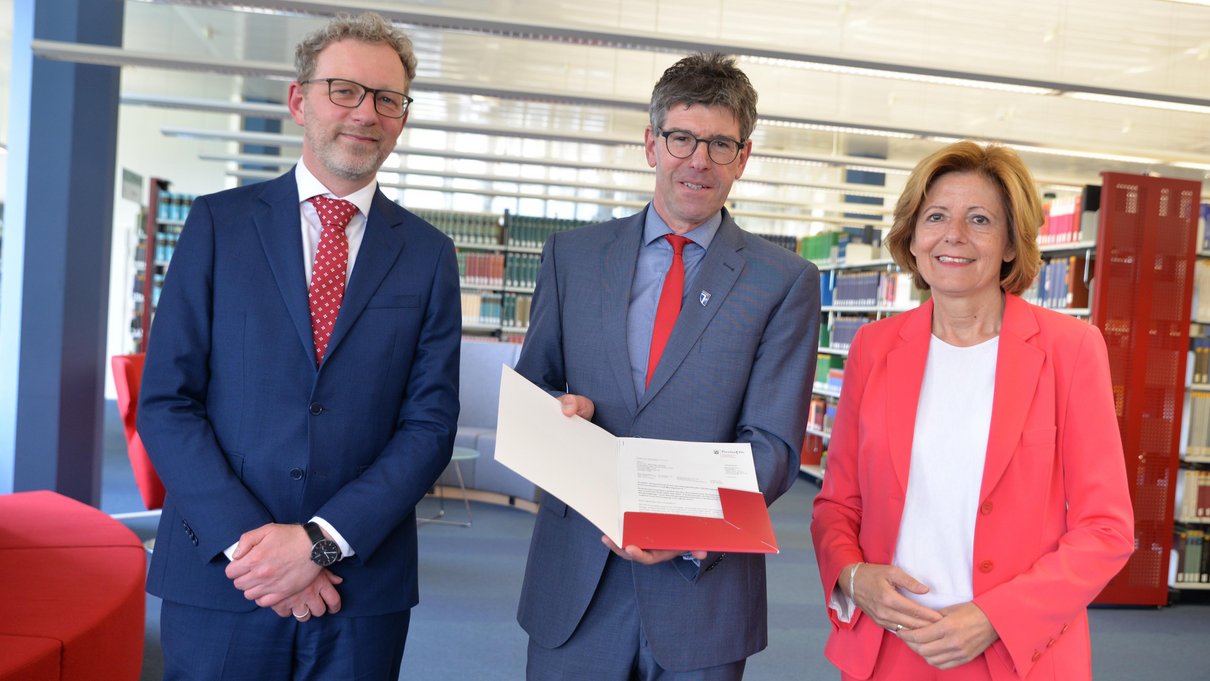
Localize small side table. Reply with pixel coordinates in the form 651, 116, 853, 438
418, 446, 480, 527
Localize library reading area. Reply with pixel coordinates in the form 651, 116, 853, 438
2, 2, 1209, 680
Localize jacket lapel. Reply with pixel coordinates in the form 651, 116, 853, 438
603, 211, 644, 415
979, 294, 1044, 500
323, 190, 406, 365
886, 299, 933, 493
254, 169, 316, 365
638, 212, 744, 412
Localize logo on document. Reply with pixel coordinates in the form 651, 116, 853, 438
699, 290, 711, 307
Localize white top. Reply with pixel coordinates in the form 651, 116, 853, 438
892, 334, 998, 610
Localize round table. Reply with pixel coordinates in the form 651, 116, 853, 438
418, 446, 481, 527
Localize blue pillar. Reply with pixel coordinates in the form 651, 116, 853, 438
0, 0, 124, 504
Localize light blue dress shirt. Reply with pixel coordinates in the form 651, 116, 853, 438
626, 206, 721, 400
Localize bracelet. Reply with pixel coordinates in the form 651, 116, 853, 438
848, 562, 863, 599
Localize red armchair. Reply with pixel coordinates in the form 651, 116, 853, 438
110, 353, 165, 512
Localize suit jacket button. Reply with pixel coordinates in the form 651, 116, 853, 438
290, 468, 305, 480
1032, 650, 1041, 662
309, 402, 324, 415
980, 501, 993, 515
979, 560, 994, 573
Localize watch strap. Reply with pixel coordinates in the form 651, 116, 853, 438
303, 521, 326, 545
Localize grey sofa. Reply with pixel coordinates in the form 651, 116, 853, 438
435, 339, 538, 503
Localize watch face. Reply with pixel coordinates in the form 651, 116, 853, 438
311, 539, 340, 567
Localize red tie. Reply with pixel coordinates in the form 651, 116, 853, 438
308, 196, 357, 366
646, 234, 691, 387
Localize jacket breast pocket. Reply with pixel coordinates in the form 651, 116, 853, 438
367, 294, 420, 309
1021, 426, 1057, 449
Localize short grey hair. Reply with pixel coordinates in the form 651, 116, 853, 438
649, 53, 758, 141
294, 12, 417, 85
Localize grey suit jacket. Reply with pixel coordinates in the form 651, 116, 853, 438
515, 205, 820, 670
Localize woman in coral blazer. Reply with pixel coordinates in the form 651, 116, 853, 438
811, 141, 1134, 681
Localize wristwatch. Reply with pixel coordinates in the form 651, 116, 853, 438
304, 521, 341, 567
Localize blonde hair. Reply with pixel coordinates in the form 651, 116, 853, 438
884, 140, 1043, 295
295, 12, 417, 84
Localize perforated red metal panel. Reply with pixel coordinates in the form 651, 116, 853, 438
1092, 173, 1202, 606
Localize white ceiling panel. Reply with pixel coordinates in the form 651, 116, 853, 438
14, 0, 1204, 228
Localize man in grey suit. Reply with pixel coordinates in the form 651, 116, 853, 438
515, 53, 821, 680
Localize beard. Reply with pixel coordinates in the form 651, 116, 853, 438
305, 125, 392, 183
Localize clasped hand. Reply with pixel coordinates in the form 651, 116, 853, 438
851, 563, 998, 669
225, 523, 343, 620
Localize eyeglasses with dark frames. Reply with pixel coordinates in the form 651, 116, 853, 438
299, 78, 413, 119
657, 129, 746, 165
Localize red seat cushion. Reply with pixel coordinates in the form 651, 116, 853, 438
0, 635, 61, 681
0, 491, 146, 681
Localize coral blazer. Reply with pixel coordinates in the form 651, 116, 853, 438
812, 294, 1134, 680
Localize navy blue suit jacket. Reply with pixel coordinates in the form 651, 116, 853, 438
515, 207, 820, 670
138, 169, 460, 617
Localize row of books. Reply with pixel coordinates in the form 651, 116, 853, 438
457, 252, 506, 288
1190, 335, 1210, 386
505, 215, 590, 249
415, 209, 502, 245
455, 251, 543, 290
1201, 203, 1209, 252
156, 191, 197, 223
504, 253, 542, 289
146, 224, 184, 267
753, 233, 798, 252
1185, 393, 1210, 458
131, 272, 165, 307
807, 395, 836, 435
1173, 528, 1210, 584
1021, 255, 1090, 310
815, 354, 845, 388
824, 270, 920, 309
823, 315, 873, 350
460, 292, 532, 329
799, 226, 884, 266
1038, 186, 1099, 245
1176, 469, 1210, 522
1193, 260, 1210, 323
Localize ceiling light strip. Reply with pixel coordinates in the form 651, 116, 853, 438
158, 122, 909, 192
138, 0, 1210, 113
196, 150, 900, 198
223, 166, 877, 228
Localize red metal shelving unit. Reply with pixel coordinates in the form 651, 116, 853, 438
1092, 172, 1203, 606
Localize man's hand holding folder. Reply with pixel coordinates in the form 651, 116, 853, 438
495, 366, 779, 555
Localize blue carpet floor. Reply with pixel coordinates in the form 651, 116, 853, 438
100, 402, 1210, 680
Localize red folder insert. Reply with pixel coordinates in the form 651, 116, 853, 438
623, 488, 779, 554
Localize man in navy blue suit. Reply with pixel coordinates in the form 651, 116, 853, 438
138, 12, 460, 681
515, 54, 820, 679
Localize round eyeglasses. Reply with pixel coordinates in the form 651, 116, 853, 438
657, 129, 746, 165
299, 78, 413, 119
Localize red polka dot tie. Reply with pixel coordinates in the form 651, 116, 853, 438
308, 196, 357, 366
646, 234, 691, 388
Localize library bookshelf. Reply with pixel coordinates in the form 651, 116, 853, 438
131, 178, 192, 352
1171, 204, 1210, 592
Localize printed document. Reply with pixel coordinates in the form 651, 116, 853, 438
494, 366, 762, 548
